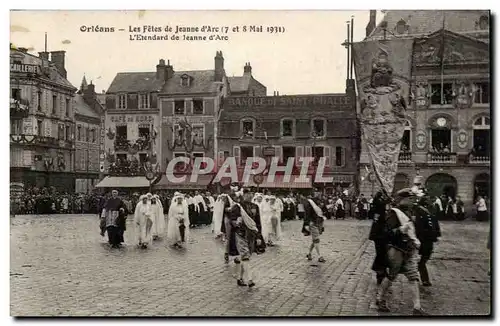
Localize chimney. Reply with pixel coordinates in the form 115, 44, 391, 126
38, 52, 49, 61
156, 59, 166, 80
244, 62, 252, 75
50, 51, 67, 78
165, 59, 174, 80
366, 10, 377, 37
214, 51, 224, 82
83, 81, 96, 105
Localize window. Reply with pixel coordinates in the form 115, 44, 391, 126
58, 124, 64, 139
192, 125, 204, 143
479, 15, 489, 30
335, 147, 343, 167
431, 129, 452, 152
116, 153, 127, 162
139, 153, 147, 166
473, 82, 490, 104
37, 120, 43, 136
193, 99, 204, 114
396, 19, 407, 34
473, 116, 490, 156
91, 129, 96, 143
241, 119, 255, 137
65, 99, 70, 117
312, 146, 324, 160
11, 88, 20, 100
173, 152, 187, 170
65, 125, 70, 140
281, 119, 294, 137
139, 93, 150, 109
401, 120, 412, 151
240, 146, 254, 165
311, 119, 326, 137
10, 120, 22, 135
181, 75, 190, 87
77, 125, 82, 141
85, 127, 90, 142
52, 94, 57, 114
283, 146, 296, 163
174, 100, 185, 115
117, 94, 127, 109
116, 125, 127, 139
430, 83, 453, 105
37, 90, 42, 110
138, 126, 150, 150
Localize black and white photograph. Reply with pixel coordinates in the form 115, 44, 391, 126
8, 8, 492, 318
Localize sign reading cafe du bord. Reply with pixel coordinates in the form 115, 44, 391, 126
226, 95, 351, 108
110, 115, 155, 123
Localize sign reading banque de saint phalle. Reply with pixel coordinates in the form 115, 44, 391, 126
352, 39, 413, 194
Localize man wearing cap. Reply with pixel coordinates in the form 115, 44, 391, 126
303, 189, 326, 263
101, 190, 127, 248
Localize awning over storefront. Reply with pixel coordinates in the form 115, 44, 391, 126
244, 174, 312, 189
315, 174, 355, 184
95, 176, 151, 188
155, 173, 214, 190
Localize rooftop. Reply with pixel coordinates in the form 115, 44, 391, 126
73, 94, 100, 119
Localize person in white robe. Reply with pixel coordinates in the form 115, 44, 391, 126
134, 195, 153, 249
212, 194, 227, 239
167, 193, 190, 248
151, 194, 166, 240
261, 195, 282, 246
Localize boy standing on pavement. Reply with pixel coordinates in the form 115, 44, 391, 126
303, 189, 326, 263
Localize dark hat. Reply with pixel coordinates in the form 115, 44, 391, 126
242, 188, 250, 194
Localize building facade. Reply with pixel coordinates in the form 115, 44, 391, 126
100, 66, 164, 188
156, 52, 229, 190
228, 63, 267, 96
358, 10, 490, 211
10, 47, 77, 192
218, 90, 357, 193
74, 79, 104, 193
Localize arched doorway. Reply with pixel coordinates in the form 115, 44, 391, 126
474, 173, 490, 200
425, 173, 457, 198
393, 173, 410, 194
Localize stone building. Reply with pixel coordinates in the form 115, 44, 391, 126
217, 89, 357, 193
358, 10, 490, 211
97, 64, 164, 189
10, 47, 77, 192
74, 78, 104, 193
228, 63, 267, 96
155, 51, 229, 190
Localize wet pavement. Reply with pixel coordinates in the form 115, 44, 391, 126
10, 215, 491, 316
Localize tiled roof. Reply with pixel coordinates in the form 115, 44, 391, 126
107, 72, 164, 93
96, 93, 106, 106
161, 70, 220, 95
228, 76, 251, 93
73, 94, 100, 119
367, 10, 490, 40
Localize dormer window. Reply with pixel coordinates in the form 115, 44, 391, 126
138, 93, 150, 109
479, 15, 489, 30
396, 19, 408, 35
181, 74, 190, 87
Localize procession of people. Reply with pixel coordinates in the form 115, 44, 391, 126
96, 177, 448, 317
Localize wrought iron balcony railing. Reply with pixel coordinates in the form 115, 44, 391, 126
469, 153, 490, 164
398, 151, 412, 163
108, 163, 146, 176
427, 152, 457, 164
10, 134, 73, 148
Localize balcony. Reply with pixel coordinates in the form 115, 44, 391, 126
10, 98, 30, 119
398, 151, 412, 163
108, 160, 146, 176
10, 134, 73, 148
114, 137, 130, 151
469, 153, 490, 165
427, 152, 457, 164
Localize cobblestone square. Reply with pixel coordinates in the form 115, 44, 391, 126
10, 215, 491, 316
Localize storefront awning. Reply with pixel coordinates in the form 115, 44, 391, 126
155, 173, 214, 190
244, 174, 312, 189
95, 176, 151, 188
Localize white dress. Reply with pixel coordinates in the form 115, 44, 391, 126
167, 200, 190, 245
134, 202, 153, 247
150, 200, 166, 238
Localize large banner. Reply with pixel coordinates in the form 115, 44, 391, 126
352, 39, 414, 194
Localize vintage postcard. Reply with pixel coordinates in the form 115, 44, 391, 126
9, 9, 491, 317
